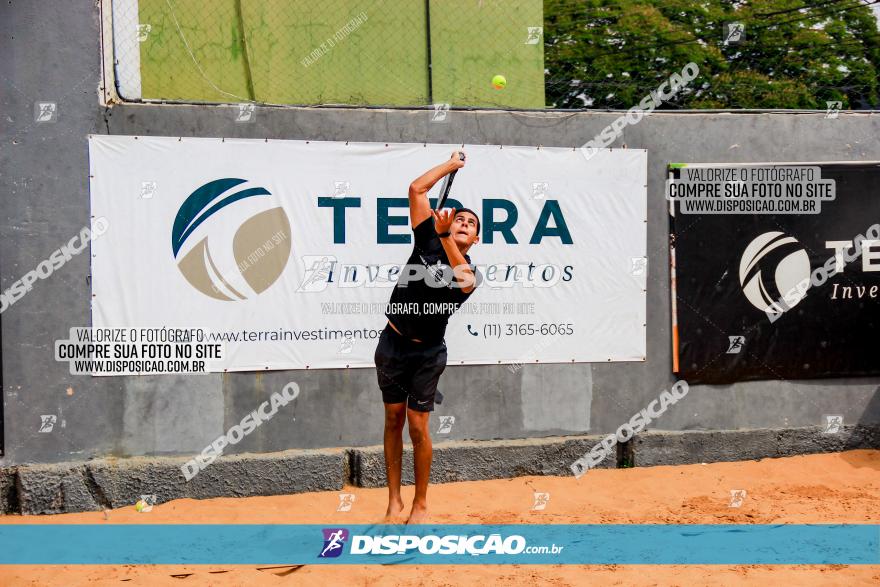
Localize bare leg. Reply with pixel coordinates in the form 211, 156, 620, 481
383, 402, 407, 521
406, 408, 432, 524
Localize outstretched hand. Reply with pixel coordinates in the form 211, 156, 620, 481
433, 208, 456, 234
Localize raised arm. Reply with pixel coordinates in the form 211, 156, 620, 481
408, 151, 466, 228
432, 209, 477, 294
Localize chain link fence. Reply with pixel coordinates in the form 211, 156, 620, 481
108, 0, 880, 110
109, 0, 544, 109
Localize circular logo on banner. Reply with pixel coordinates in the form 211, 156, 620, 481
739, 231, 811, 312
171, 178, 291, 301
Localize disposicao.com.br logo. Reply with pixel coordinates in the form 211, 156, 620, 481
172, 178, 291, 301
318, 528, 563, 558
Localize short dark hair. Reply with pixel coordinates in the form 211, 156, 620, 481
455, 208, 480, 234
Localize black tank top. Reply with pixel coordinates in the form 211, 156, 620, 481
384, 216, 478, 343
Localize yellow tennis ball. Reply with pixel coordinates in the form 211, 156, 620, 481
135, 500, 146, 512
492, 74, 507, 90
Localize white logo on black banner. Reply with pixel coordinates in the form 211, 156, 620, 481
739, 232, 811, 313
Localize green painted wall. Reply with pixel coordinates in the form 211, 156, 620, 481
133, 0, 544, 107
429, 0, 545, 108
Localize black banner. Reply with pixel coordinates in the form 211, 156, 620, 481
669, 162, 880, 384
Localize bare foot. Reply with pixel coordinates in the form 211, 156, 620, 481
406, 501, 429, 524
384, 497, 405, 522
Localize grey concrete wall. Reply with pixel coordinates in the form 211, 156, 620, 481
4, 425, 877, 514
1, 1, 878, 467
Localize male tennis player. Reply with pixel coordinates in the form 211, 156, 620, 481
374, 150, 480, 524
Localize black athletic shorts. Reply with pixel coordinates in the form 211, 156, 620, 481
374, 323, 447, 412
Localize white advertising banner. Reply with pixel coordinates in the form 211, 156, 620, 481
88, 135, 646, 372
